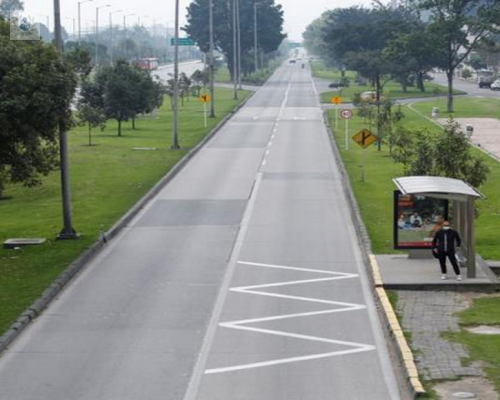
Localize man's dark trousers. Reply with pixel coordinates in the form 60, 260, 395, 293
437, 252, 460, 275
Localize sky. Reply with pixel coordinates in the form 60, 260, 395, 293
21, 0, 378, 42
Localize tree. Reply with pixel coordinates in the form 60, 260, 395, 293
99, 61, 138, 136
130, 69, 165, 129
184, 0, 286, 79
191, 68, 210, 97
420, 0, 500, 112
392, 119, 490, 188
64, 45, 92, 78
77, 79, 107, 146
0, 19, 76, 197
0, 0, 23, 18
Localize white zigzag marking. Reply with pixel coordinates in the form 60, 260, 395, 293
205, 261, 376, 375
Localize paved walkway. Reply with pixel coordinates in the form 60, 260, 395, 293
396, 291, 482, 380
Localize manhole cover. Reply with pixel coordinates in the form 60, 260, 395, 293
453, 392, 476, 399
466, 325, 500, 335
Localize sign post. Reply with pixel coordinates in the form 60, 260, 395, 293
352, 129, 378, 182
200, 93, 211, 127
330, 96, 343, 131
340, 109, 353, 150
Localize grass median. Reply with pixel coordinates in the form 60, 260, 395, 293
0, 87, 251, 335
312, 60, 466, 103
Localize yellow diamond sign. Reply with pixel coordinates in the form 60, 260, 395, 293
330, 96, 343, 105
200, 94, 211, 103
352, 129, 378, 149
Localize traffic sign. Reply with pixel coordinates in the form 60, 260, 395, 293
171, 37, 195, 46
199, 94, 211, 103
340, 109, 353, 119
352, 129, 378, 148
330, 96, 343, 105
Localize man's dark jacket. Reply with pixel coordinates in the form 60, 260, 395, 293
432, 229, 461, 253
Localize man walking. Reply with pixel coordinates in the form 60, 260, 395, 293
432, 220, 462, 280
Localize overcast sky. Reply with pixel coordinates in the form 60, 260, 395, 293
22, 0, 376, 41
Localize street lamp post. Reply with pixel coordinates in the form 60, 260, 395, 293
109, 10, 122, 65
78, 0, 93, 46
236, 0, 242, 90
171, 0, 180, 149
54, 0, 79, 239
209, 0, 215, 117
95, 4, 111, 66
253, 2, 258, 72
232, 0, 237, 100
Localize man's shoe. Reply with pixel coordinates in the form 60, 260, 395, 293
441, 275, 447, 280
457, 275, 462, 281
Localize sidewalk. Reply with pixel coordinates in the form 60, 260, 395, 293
375, 254, 499, 291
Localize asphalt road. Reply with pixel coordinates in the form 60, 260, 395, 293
0, 62, 400, 400
432, 72, 500, 99
154, 60, 205, 82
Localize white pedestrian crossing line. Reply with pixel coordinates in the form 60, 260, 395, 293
204, 261, 375, 375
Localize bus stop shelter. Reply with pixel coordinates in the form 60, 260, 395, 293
393, 176, 484, 278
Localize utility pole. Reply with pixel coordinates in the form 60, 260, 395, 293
54, 0, 79, 240
109, 10, 121, 66
209, 0, 215, 117
236, 0, 242, 89
253, 2, 258, 72
95, 5, 110, 67
232, 0, 237, 100
171, 0, 180, 149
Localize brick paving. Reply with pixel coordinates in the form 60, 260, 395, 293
396, 291, 483, 380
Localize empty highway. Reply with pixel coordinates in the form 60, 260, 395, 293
0, 62, 401, 400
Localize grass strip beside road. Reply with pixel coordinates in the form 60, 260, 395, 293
327, 96, 500, 259
447, 296, 500, 393
329, 96, 500, 393
0, 88, 250, 335
311, 60, 466, 103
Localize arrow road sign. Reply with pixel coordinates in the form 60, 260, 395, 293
330, 96, 343, 105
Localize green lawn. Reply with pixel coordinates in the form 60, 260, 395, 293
448, 296, 500, 393
0, 88, 250, 335
328, 96, 500, 259
311, 61, 466, 103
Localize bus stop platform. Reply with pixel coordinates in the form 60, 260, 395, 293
374, 254, 500, 292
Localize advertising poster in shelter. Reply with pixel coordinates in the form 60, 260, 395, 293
393, 191, 448, 249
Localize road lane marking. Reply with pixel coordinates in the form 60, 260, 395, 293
182, 174, 263, 400
204, 261, 375, 375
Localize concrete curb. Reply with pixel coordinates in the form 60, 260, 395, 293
0, 92, 255, 355
323, 111, 425, 399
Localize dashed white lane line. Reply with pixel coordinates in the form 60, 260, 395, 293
204, 261, 375, 375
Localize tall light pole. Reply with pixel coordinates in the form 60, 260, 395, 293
66, 17, 76, 40
123, 13, 135, 34
209, 0, 215, 117
95, 4, 111, 66
109, 9, 122, 65
54, 0, 79, 239
236, 0, 242, 90
78, 0, 93, 45
171, 0, 180, 149
253, 2, 258, 72
232, 0, 237, 100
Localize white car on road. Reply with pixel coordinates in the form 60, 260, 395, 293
490, 79, 500, 91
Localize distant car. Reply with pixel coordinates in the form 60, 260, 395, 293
289, 59, 296, 64
490, 79, 500, 91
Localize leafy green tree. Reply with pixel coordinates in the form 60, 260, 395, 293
97, 61, 138, 136
77, 79, 107, 146
130, 69, 165, 129
393, 119, 490, 188
191, 69, 209, 97
184, 0, 285, 78
420, 0, 500, 112
0, 19, 76, 197
0, 0, 23, 18
64, 45, 92, 78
